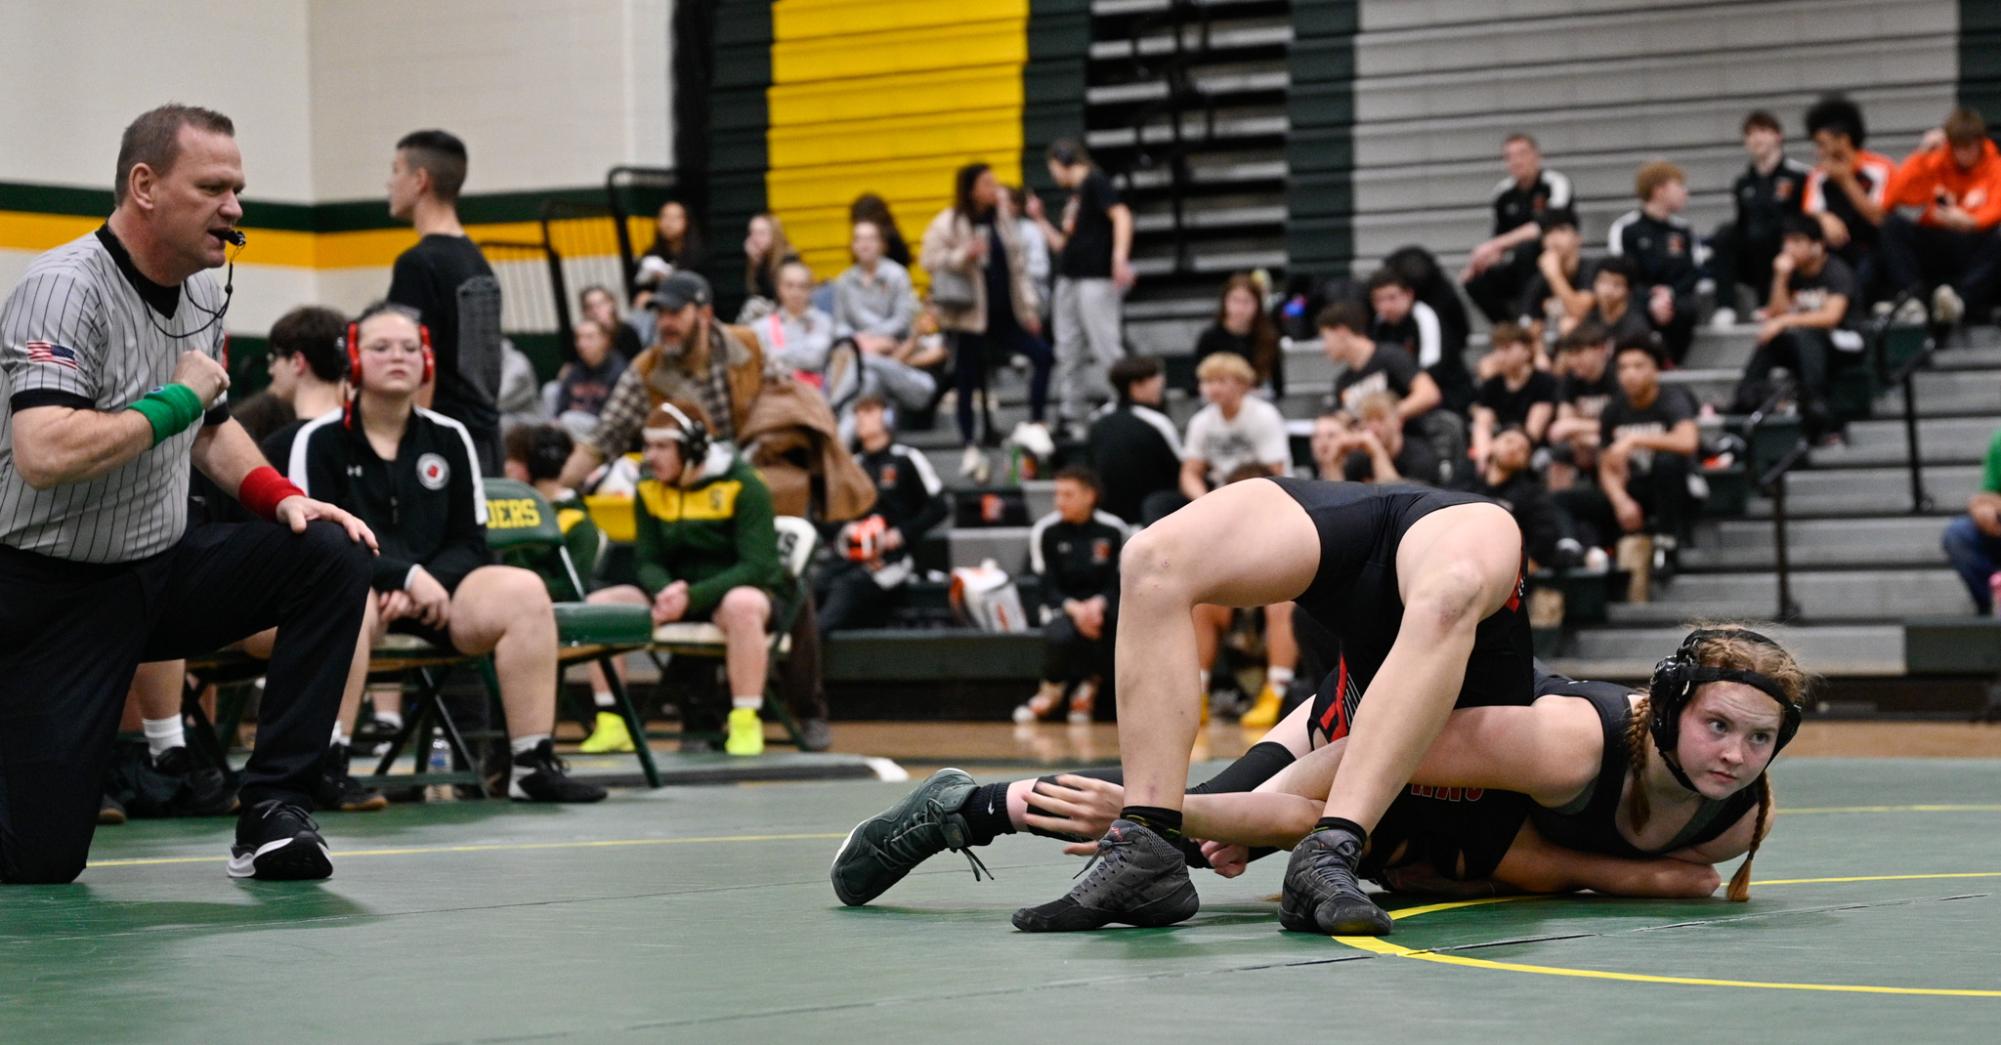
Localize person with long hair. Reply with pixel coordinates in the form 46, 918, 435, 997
1191, 274, 1283, 398
643, 200, 705, 272
850, 193, 911, 268
742, 211, 798, 303
921, 162, 1055, 480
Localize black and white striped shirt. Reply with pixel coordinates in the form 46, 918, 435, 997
0, 228, 228, 563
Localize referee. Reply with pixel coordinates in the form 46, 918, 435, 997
0, 104, 377, 884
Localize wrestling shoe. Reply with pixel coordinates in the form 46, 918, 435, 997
578, 711, 636, 754
311, 743, 387, 813
99, 792, 127, 826
509, 739, 608, 802
1278, 826, 1393, 935
831, 767, 991, 906
1013, 685, 1063, 724
228, 799, 332, 880
1066, 681, 1097, 725
1239, 683, 1282, 730
1012, 819, 1199, 932
724, 707, 765, 756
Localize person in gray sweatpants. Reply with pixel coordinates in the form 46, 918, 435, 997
1031, 139, 1134, 430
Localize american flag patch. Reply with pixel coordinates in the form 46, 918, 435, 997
25, 340, 79, 369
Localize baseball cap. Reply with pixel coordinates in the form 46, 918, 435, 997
648, 271, 713, 310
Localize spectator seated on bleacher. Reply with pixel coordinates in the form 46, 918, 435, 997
1308, 411, 1351, 481
1941, 427, 2001, 616
1543, 322, 1620, 494
1473, 426, 1581, 570
1369, 266, 1473, 413
1607, 161, 1702, 364
833, 218, 917, 356
502, 424, 607, 597
233, 305, 349, 445
1555, 339, 1700, 566
1514, 207, 1591, 348
1338, 391, 1449, 487
290, 304, 605, 803
581, 283, 646, 362
740, 211, 801, 321
1318, 301, 1442, 421
556, 271, 766, 488
1470, 321, 1558, 466
1709, 110, 1812, 327
1015, 466, 1128, 725
1727, 214, 1864, 446
1191, 273, 1284, 399
1461, 132, 1574, 325
752, 258, 835, 384
1174, 352, 1290, 511
1579, 255, 1655, 350
548, 316, 629, 438
1088, 355, 1184, 526
586, 402, 788, 757
1878, 105, 2001, 327
1803, 94, 1895, 307
815, 394, 948, 635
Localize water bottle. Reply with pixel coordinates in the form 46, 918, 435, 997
426, 737, 452, 802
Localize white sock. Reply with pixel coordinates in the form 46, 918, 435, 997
732, 695, 762, 712
510, 734, 550, 759
143, 716, 185, 758
593, 690, 616, 710
1198, 670, 1211, 694
331, 722, 351, 748
1268, 667, 1295, 690
377, 710, 403, 730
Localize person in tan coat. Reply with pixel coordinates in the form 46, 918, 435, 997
922, 162, 1053, 481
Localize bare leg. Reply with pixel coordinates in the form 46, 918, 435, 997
1114, 481, 1322, 810
448, 566, 560, 739
585, 585, 648, 693
130, 660, 183, 721
714, 586, 772, 704
1263, 601, 1297, 672
1191, 604, 1230, 673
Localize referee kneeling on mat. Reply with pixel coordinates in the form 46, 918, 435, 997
0, 104, 378, 884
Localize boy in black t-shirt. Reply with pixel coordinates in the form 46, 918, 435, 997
386, 129, 504, 474
1032, 139, 1133, 429
1317, 302, 1440, 422
1471, 322, 1557, 465
1710, 111, 1812, 324
1515, 208, 1592, 341
1368, 267, 1472, 412
1580, 256, 1656, 349
1589, 342, 1699, 546
1729, 214, 1863, 443
1339, 392, 1445, 487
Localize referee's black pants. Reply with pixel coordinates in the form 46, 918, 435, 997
0, 520, 370, 884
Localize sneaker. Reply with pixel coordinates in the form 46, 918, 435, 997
1278, 826, 1392, 935
99, 792, 127, 826
1010, 421, 1056, 459
1013, 686, 1063, 725
1709, 307, 1738, 330
959, 444, 988, 481
797, 718, 833, 752
352, 714, 401, 758
311, 743, 387, 813
508, 739, 608, 802
1066, 681, 1097, 726
152, 746, 239, 817
1012, 819, 1200, 931
228, 799, 332, 880
830, 767, 992, 906
724, 707, 765, 757
578, 711, 636, 754
1932, 284, 1965, 326
1893, 296, 1929, 326
1239, 683, 1282, 730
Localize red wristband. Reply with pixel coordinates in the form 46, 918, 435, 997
239, 465, 305, 522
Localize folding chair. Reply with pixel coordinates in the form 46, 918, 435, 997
647, 516, 820, 748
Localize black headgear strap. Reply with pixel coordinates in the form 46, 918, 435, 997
1647, 628, 1802, 794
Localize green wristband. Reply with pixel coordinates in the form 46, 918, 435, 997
128, 384, 205, 446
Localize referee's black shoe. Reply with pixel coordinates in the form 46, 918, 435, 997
228, 800, 333, 881
1012, 819, 1199, 932
507, 739, 608, 803
1279, 826, 1393, 935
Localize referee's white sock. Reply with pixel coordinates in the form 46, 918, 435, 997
510, 734, 551, 758
143, 716, 185, 758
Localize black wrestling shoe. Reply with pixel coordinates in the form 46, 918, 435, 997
99, 792, 127, 826
311, 743, 388, 813
507, 739, 608, 803
831, 768, 991, 906
1279, 827, 1393, 935
1012, 819, 1199, 932
228, 799, 332, 880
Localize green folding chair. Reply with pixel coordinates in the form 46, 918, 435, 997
483, 478, 662, 787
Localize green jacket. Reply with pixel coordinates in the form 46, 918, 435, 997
500, 491, 605, 601
633, 447, 783, 616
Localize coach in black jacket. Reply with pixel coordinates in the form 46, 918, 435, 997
291, 304, 601, 803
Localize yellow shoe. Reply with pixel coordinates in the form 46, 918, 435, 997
725, 707, 766, 756
1240, 684, 1282, 730
579, 711, 635, 754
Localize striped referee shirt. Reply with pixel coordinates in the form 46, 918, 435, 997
0, 227, 229, 563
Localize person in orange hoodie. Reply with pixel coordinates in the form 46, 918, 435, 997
1880, 106, 2001, 325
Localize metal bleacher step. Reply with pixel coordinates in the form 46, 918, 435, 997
1132, 203, 1287, 235
1552, 623, 1906, 680
1740, 465, 1978, 517
1810, 419, 1996, 468
1089, 20, 1292, 61
1604, 568, 1965, 624
1088, 110, 1288, 151
1088, 67, 1290, 107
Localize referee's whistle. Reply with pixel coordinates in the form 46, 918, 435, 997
221, 229, 246, 247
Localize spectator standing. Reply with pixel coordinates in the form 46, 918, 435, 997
850, 194, 912, 268
1803, 94, 1895, 286
1728, 214, 1863, 444
1087, 356, 1184, 525
1015, 466, 1127, 725
1462, 133, 1574, 323
1710, 110, 1812, 326
1607, 161, 1701, 364
1001, 184, 1052, 313
816, 394, 948, 634
1941, 427, 2001, 615
386, 129, 505, 473
1369, 267, 1473, 413
1179, 353, 1289, 503
1470, 321, 1557, 464
922, 162, 1051, 480
1878, 105, 2001, 326
1034, 139, 1134, 432
1191, 274, 1283, 398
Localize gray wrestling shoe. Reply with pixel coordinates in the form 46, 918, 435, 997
1011, 819, 1199, 932
1279, 826, 1394, 935
831, 768, 992, 906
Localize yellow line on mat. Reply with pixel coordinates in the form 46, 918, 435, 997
1779, 804, 2001, 815
90, 831, 848, 868
1333, 873, 2001, 997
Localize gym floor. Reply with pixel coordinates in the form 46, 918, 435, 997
5, 729, 2000, 1042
